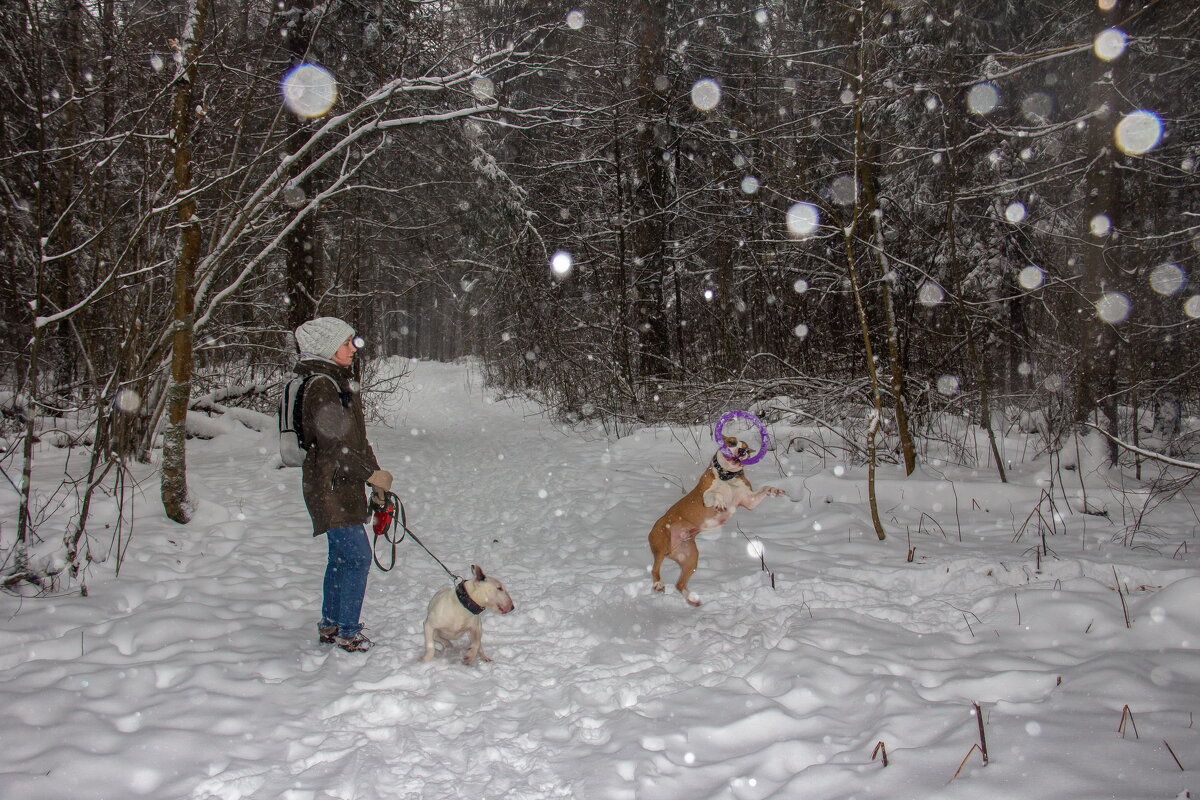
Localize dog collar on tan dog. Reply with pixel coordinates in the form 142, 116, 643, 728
711, 454, 742, 482
455, 581, 485, 615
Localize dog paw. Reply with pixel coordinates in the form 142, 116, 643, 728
685, 592, 702, 607
652, 581, 665, 593
764, 486, 785, 497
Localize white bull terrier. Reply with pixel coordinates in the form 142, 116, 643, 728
421, 565, 514, 665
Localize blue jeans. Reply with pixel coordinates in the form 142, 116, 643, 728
320, 525, 372, 638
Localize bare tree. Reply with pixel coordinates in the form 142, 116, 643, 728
160, 0, 208, 524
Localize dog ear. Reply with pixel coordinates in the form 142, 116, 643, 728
472, 564, 485, 581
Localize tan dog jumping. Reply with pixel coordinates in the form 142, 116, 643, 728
421, 565, 514, 665
649, 436, 784, 606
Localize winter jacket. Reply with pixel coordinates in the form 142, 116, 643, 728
294, 357, 380, 536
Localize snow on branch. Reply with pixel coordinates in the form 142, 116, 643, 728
1083, 423, 1200, 471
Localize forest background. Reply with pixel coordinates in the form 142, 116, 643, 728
1, 0, 1198, 589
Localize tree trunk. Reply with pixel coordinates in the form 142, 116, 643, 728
941, 102, 1007, 483
15, 0, 49, 567
281, 0, 325, 330
631, 0, 671, 382
161, 0, 208, 525
611, 115, 633, 388
1074, 0, 1125, 465
859, 145, 917, 476
847, 0, 885, 541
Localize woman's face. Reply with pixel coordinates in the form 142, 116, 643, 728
331, 336, 358, 367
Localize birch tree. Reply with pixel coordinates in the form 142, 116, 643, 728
161, 0, 207, 524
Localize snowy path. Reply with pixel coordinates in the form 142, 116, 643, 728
2, 360, 1198, 800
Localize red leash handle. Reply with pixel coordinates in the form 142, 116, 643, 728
370, 496, 395, 537
372, 505, 394, 537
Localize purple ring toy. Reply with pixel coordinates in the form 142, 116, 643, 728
714, 409, 769, 465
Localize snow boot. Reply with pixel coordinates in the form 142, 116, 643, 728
335, 632, 374, 653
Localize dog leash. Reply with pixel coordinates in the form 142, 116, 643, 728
370, 490, 462, 582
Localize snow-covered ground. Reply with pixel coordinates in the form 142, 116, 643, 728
2, 359, 1197, 800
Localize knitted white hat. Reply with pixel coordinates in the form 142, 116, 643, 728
294, 317, 354, 360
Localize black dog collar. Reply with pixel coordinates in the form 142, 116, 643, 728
711, 454, 743, 482
455, 581, 485, 615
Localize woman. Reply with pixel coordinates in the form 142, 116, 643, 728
293, 316, 392, 652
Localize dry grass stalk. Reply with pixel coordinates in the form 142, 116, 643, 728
872, 740, 888, 767
1118, 705, 1139, 739
974, 701, 989, 765
1112, 566, 1132, 628
1163, 740, 1185, 771
949, 744, 985, 782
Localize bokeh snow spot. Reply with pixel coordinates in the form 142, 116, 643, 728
1021, 92, 1054, 124
282, 185, 306, 207
830, 175, 856, 206
786, 202, 820, 238
967, 83, 1000, 115
550, 250, 573, 278
281, 63, 338, 118
1096, 292, 1131, 324
1005, 201, 1027, 223
691, 79, 721, 111
1114, 110, 1163, 155
1093, 28, 1127, 62
1149, 263, 1184, 296
1018, 266, 1045, 290
471, 76, 495, 103
918, 282, 944, 307
113, 389, 142, 414
937, 375, 960, 396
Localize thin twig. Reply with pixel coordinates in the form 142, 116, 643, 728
736, 524, 776, 589
1163, 740, 1185, 771
1118, 705, 1139, 739
974, 702, 989, 765
872, 740, 889, 767
1113, 566, 1132, 628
